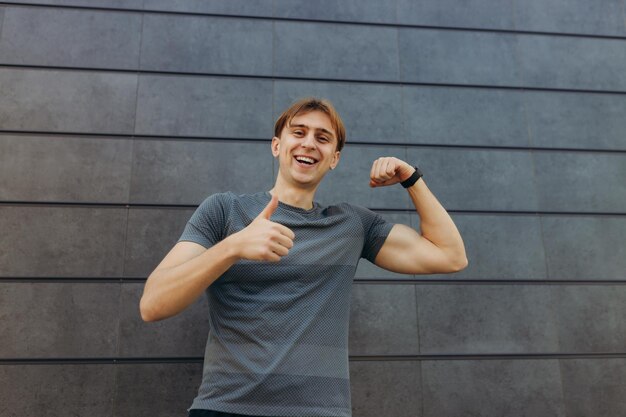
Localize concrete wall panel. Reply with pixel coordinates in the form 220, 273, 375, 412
560, 358, 626, 417
518, 35, 626, 91
0, 68, 137, 134
129, 139, 274, 205
349, 360, 422, 417
0, 6, 141, 69
134, 75, 273, 138
542, 216, 626, 280
274, 21, 399, 81
0, 206, 127, 277
417, 285, 560, 353
403, 86, 528, 147
533, 151, 626, 213
399, 29, 520, 86
0, 134, 133, 203
274, 0, 396, 24
0, 364, 116, 417
140, 14, 273, 75
349, 283, 419, 355
422, 359, 566, 417
397, 0, 515, 30
0, 282, 120, 357
513, 0, 626, 36
524, 90, 626, 151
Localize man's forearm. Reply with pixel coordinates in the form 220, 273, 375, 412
141, 237, 240, 322
406, 177, 468, 267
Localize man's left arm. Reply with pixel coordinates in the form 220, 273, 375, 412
369, 157, 468, 275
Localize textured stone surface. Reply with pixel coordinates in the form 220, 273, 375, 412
0, 68, 137, 134
134, 75, 273, 138
533, 151, 626, 213
140, 14, 272, 75
0, 364, 116, 417
349, 283, 419, 355
524, 90, 626, 150
399, 28, 520, 86
542, 216, 626, 280
0, 283, 120, 357
518, 35, 626, 91
556, 285, 626, 353
350, 360, 422, 417
397, 0, 515, 30
0, 134, 132, 203
560, 359, 626, 417
274, 0, 396, 23
0, 206, 127, 277
422, 359, 566, 417
0, 6, 141, 69
143, 0, 272, 15
274, 20, 399, 81
417, 285, 559, 353
513, 0, 626, 36
128, 139, 274, 205
403, 86, 528, 147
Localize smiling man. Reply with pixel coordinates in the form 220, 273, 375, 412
140, 97, 468, 417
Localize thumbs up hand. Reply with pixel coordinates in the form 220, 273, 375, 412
227, 193, 295, 262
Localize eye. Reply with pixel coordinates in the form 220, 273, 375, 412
293, 130, 304, 135
318, 137, 329, 142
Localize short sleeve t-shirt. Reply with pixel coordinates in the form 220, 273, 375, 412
177, 190, 395, 417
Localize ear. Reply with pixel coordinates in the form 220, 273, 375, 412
330, 151, 341, 170
271, 136, 280, 158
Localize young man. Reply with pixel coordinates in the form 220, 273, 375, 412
140, 97, 468, 417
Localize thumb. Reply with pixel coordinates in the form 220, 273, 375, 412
257, 193, 279, 220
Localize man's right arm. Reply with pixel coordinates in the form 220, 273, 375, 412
139, 192, 294, 322
139, 237, 240, 322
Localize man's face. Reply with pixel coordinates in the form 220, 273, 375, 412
271, 110, 341, 188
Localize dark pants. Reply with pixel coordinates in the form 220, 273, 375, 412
188, 410, 268, 417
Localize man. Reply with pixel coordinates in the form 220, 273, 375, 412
140, 97, 468, 417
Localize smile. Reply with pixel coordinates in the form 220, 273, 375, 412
293, 155, 319, 168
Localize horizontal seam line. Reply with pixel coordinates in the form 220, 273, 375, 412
0, 131, 625, 154
1, 278, 625, 285
2, 2, 626, 41
0, 203, 625, 217
2, 352, 626, 364
2, 64, 626, 95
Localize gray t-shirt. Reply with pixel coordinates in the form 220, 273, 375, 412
177, 190, 394, 417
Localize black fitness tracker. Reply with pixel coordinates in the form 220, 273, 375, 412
400, 166, 423, 188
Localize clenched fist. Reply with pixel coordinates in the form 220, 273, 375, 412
369, 157, 415, 188
228, 193, 295, 262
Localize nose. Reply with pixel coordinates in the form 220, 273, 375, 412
301, 132, 317, 149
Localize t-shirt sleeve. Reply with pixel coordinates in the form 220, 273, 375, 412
177, 192, 231, 249
353, 204, 395, 263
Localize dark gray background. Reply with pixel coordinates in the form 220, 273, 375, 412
1, 1, 625, 416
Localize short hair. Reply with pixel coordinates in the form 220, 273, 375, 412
274, 97, 346, 152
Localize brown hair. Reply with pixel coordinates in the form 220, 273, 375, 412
274, 97, 346, 152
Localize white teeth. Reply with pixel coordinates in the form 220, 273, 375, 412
295, 156, 316, 164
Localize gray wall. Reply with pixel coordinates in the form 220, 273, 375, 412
1, 1, 625, 416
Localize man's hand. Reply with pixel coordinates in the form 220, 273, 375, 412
369, 157, 415, 188
227, 193, 295, 262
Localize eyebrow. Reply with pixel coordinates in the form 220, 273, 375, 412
289, 123, 336, 140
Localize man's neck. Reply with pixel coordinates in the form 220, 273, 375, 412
269, 180, 318, 210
